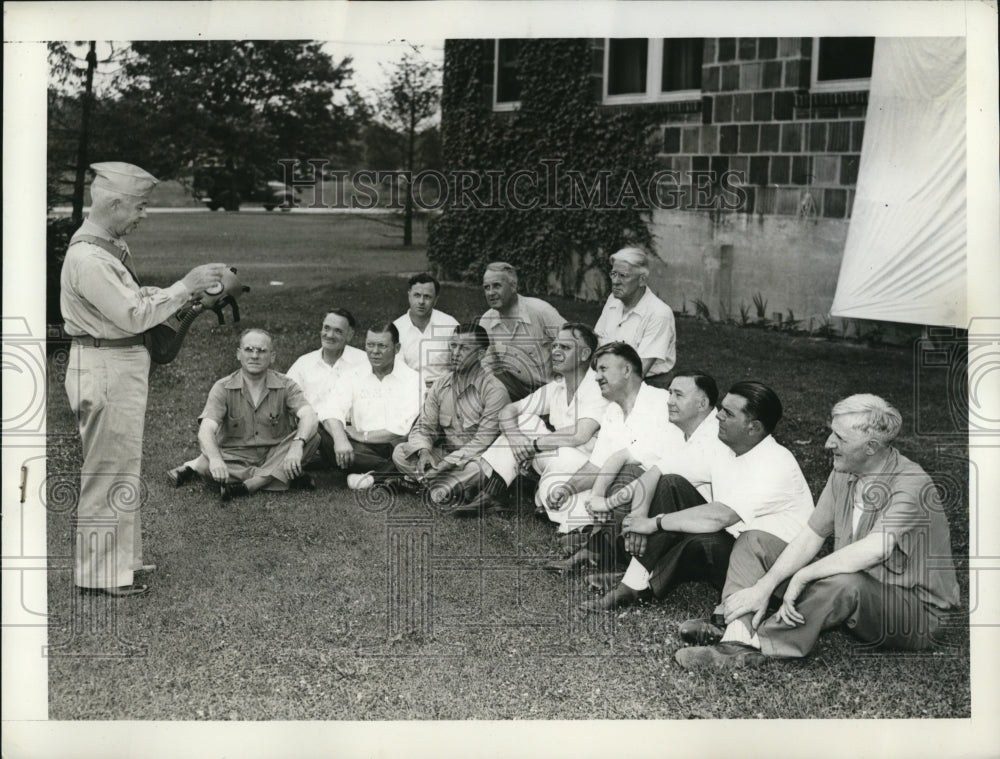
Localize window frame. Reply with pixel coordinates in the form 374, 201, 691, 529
602, 38, 702, 105
493, 39, 522, 112
810, 36, 874, 93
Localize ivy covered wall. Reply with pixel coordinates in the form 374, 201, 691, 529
429, 39, 667, 298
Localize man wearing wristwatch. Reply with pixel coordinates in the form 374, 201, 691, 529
167, 329, 320, 501
582, 381, 813, 615
452, 323, 609, 515
314, 322, 421, 491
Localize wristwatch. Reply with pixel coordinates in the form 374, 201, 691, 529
532, 438, 542, 453
656, 514, 666, 532
293, 435, 305, 444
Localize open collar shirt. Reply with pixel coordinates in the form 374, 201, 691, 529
807, 447, 959, 610
319, 360, 421, 437
199, 369, 308, 451
286, 346, 368, 411
594, 286, 676, 376
408, 363, 510, 465
649, 412, 735, 501
589, 384, 678, 469
515, 368, 610, 430
710, 434, 814, 543
393, 309, 460, 386
479, 294, 565, 388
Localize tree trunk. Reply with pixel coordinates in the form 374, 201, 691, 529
403, 97, 416, 247
71, 42, 97, 226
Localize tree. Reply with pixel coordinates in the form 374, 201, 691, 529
374, 47, 441, 246
116, 41, 365, 181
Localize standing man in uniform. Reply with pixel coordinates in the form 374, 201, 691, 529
61, 161, 226, 597
479, 262, 565, 401
393, 273, 458, 401
593, 248, 676, 389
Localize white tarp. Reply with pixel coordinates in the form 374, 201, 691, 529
831, 38, 966, 327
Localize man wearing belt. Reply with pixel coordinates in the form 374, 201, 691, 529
479, 262, 565, 401
61, 161, 226, 597
169, 329, 320, 502
593, 248, 676, 389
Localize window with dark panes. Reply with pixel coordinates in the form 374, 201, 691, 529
607, 39, 648, 96
661, 38, 703, 92
816, 37, 875, 82
495, 39, 524, 103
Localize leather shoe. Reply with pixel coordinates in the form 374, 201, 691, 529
579, 583, 649, 613
220, 482, 250, 502
679, 618, 726, 646
674, 642, 767, 670
167, 466, 196, 488
585, 570, 625, 593
544, 548, 596, 575
290, 474, 316, 491
79, 584, 151, 598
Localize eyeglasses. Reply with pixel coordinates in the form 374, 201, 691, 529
241, 346, 270, 355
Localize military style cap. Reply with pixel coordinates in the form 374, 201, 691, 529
90, 162, 159, 198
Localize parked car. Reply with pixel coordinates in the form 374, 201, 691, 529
192, 166, 298, 211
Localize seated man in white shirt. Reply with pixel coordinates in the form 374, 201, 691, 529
578, 370, 733, 594
593, 248, 676, 389
315, 322, 421, 490
541, 342, 674, 543
451, 323, 610, 516
393, 273, 459, 400
586, 381, 814, 617
286, 309, 368, 467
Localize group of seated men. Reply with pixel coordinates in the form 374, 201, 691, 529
167, 248, 959, 669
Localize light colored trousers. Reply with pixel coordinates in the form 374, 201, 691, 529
480, 413, 593, 533
64, 343, 150, 588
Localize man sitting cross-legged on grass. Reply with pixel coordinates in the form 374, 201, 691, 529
451, 323, 610, 516
582, 381, 813, 615
168, 329, 320, 502
576, 370, 734, 596
314, 322, 421, 491
674, 394, 960, 669
286, 308, 367, 467
391, 323, 510, 507
541, 342, 675, 553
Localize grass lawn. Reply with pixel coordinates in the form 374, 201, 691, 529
46, 213, 969, 720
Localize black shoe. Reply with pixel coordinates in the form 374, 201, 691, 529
220, 482, 250, 503
579, 583, 650, 613
79, 584, 151, 598
678, 618, 726, 646
167, 466, 196, 488
584, 570, 625, 593
290, 474, 316, 491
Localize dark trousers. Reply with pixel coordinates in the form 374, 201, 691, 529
591, 471, 734, 597
318, 428, 397, 476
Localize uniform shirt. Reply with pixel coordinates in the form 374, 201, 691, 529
318, 360, 421, 437
393, 309, 459, 387
479, 294, 565, 389
515, 369, 610, 435
807, 447, 959, 611
711, 435, 814, 543
648, 412, 735, 501
594, 287, 676, 376
408, 363, 510, 466
286, 346, 367, 412
199, 369, 310, 451
60, 219, 190, 339
589, 384, 677, 469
